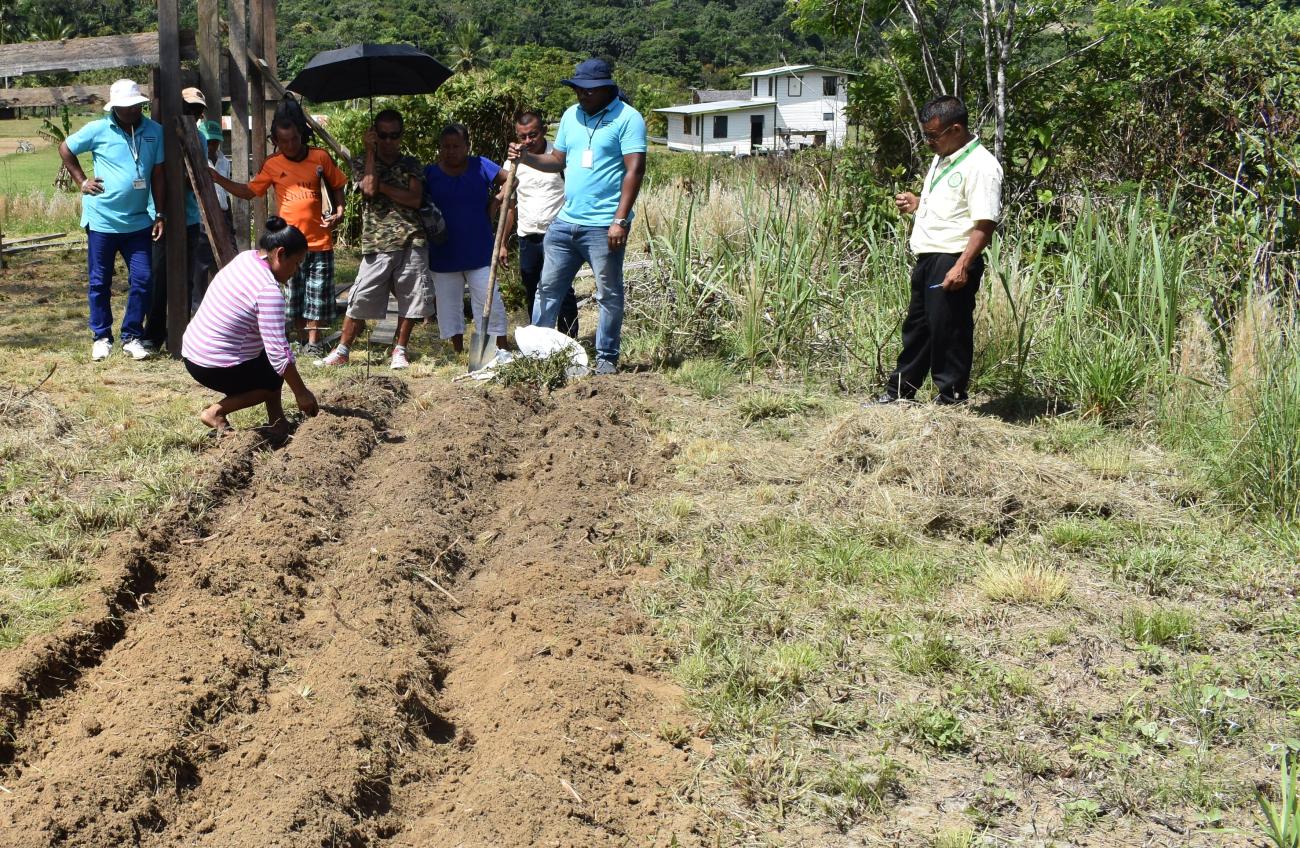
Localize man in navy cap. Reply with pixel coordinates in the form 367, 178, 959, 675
508, 57, 647, 375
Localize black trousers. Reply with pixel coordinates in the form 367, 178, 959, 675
519, 232, 578, 337
144, 223, 203, 348
885, 252, 983, 403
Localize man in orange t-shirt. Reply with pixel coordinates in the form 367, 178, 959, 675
212, 117, 346, 356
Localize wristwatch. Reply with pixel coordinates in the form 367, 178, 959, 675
154, 213, 166, 221
612, 217, 631, 228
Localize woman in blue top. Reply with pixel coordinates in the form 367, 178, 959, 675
424, 124, 508, 354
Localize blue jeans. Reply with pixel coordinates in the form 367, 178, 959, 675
86, 226, 154, 342
519, 233, 577, 337
535, 220, 623, 363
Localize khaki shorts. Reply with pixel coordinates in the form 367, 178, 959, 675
345, 246, 434, 321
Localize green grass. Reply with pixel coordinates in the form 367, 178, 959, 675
627, 373, 1300, 844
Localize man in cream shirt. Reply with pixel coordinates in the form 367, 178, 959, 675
878, 95, 1002, 405
499, 110, 578, 337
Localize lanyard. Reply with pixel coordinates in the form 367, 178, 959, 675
928, 138, 980, 193
581, 106, 611, 150
113, 114, 143, 177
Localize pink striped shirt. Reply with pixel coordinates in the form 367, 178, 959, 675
182, 250, 294, 374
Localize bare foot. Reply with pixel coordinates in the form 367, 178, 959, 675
266, 418, 290, 440
199, 406, 233, 434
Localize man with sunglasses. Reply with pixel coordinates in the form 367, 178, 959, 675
318, 109, 430, 369
878, 95, 1003, 406
499, 111, 578, 337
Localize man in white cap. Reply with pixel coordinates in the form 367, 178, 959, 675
59, 79, 166, 362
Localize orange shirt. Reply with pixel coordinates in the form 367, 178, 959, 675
248, 148, 347, 252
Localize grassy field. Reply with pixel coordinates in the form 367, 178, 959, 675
628, 366, 1299, 845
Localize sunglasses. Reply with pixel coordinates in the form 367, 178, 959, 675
923, 124, 956, 143
375, 131, 402, 140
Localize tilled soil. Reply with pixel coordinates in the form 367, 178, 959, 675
0, 374, 708, 847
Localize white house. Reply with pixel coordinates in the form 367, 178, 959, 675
655, 64, 856, 155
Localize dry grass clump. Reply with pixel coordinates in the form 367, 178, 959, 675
0, 383, 70, 440
821, 405, 1162, 539
977, 556, 1071, 605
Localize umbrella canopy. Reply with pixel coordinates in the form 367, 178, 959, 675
287, 43, 453, 102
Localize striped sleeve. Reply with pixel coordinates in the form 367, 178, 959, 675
256, 280, 293, 374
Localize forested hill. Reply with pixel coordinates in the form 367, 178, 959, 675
1, 0, 848, 88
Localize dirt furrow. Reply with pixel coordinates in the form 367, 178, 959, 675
0, 378, 409, 846
1, 374, 706, 847
389, 378, 710, 847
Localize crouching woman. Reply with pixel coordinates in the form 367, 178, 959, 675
182, 217, 319, 436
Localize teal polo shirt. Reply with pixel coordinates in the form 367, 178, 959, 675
554, 99, 646, 228
65, 115, 165, 234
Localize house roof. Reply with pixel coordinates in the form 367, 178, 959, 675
739, 64, 858, 78
654, 98, 775, 116
691, 88, 751, 103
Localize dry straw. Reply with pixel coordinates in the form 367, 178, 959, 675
819, 405, 1167, 538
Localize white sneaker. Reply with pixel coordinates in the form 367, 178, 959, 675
317, 348, 349, 367
91, 338, 112, 361
122, 339, 150, 361
390, 347, 410, 370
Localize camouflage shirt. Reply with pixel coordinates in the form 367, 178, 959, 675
355, 153, 425, 254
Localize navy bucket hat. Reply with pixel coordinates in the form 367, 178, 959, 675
562, 58, 617, 90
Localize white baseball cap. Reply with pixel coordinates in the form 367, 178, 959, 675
104, 79, 149, 112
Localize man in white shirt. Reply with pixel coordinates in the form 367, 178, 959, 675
878, 96, 1003, 405
499, 111, 578, 336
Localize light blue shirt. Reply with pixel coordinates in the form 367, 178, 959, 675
554, 99, 646, 228
66, 115, 165, 234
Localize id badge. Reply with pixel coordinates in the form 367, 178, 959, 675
580, 149, 594, 169
132, 178, 147, 190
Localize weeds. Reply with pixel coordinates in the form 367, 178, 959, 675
736, 390, 817, 424
493, 349, 573, 392
1258, 752, 1300, 848
1120, 606, 1203, 649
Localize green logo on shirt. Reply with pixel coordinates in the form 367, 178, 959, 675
947, 172, 963, 188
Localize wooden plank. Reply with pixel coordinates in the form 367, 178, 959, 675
0, 85, 150, 110
248, 0, 268, 235
227, 0, 251, 251
1, 232, 68, 246
2, 239, 86, 255
197, 0, 222, 122
176, 117, 238, 269
0, 31, 196, 78
158, 0, 190, 358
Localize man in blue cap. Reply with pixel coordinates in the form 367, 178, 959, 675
507, 57, 647, 375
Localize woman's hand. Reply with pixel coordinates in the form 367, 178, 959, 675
295, 389, 319, 417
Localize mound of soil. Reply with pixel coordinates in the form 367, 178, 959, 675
0, 374, 707, 846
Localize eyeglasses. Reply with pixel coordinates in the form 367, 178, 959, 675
923, 124, 956, 143
376, 131, 402, 140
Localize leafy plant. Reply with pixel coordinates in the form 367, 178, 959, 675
1258, 752, 1300, 848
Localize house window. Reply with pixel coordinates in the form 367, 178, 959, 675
713, 116, 728, 138
752, 79, 758, 97
787, 75, 803, 96
683, 115, 692, 135
823, 112, 834, 122
767, 78, 773, 97
823, 75, 838, 96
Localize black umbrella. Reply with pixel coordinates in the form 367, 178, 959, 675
287, 43, 454, 104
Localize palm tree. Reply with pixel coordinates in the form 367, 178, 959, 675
448, 20, 492, 73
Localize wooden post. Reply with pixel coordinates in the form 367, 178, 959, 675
176, 117, 238, 268
248, 0, 268, 234
159, 0, 189, 357
197, 0, 221, 125
227, 0, 251, 250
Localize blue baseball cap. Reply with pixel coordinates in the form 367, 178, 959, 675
562, 58, 617, 90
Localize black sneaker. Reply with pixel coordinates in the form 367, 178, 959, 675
302, 341, 329, 359
594, 360, 618, 376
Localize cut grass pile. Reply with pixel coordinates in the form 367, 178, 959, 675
625, 367, 1300, 845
